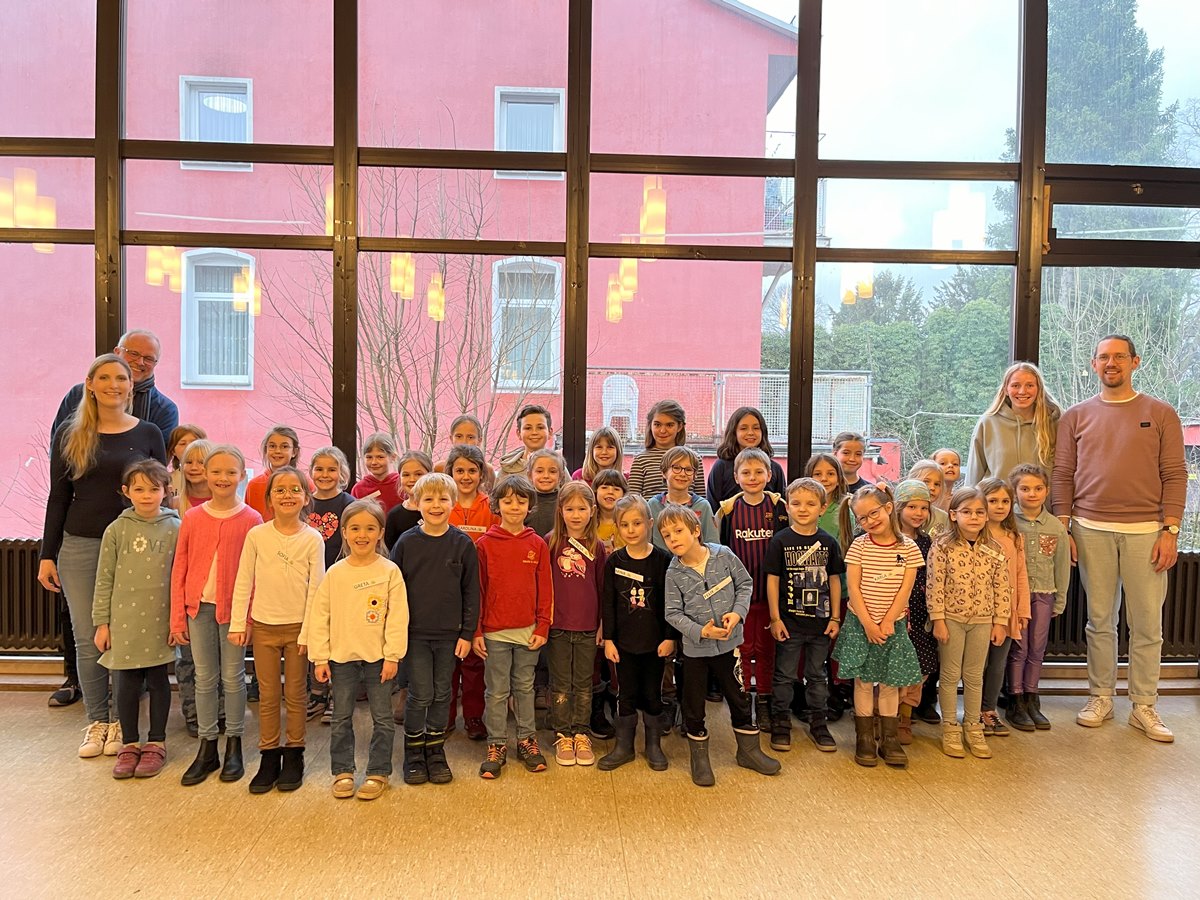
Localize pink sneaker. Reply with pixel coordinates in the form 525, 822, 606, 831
134, 743, 167, 778
112, 744, 141, 779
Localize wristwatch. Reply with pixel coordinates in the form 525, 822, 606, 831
1162, 524, 1180, 535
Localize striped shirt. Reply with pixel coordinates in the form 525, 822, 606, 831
845, 533, 925, 624
626, 448, 706, 498
722, 495, 788, 606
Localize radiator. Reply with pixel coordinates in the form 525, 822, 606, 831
0, 540, 63, 653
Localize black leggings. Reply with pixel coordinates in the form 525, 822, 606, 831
117, 666, 171, 744
681, 651, 752, 737
615, 651, 665, 717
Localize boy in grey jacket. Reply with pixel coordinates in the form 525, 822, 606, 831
660, 504, 781, 785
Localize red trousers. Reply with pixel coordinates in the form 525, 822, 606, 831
739, 603, 776, 695
448, 650, 485, 721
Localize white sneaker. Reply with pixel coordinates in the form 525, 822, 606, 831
103, 722, 123, 756
1076, 696, 1114, 728
1129, 704, 1174, 743
78, 721, 108, 758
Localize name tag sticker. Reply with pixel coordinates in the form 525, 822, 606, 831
615, 567, 643, 583
568, 537, 594, 561
703, 575, 733, 600
794, 544, 820, 566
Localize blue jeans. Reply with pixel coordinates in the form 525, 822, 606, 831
404, 638, 457, 734
771, 629, 831, 717
58, 534, 110, 723
330, 660, 395, 777
483, 637, 539, 743
547, 629, 595, 734
188, 603, 246, 739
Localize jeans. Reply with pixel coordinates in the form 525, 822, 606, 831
614, 650, 664, 717
404, 638, 457, 734
252, 621, 306, 749
546, 629, 595, 734
771, 629, 831, 717
188, 603, 246, 739
1008, 591, 1056, 693
177, 643, 225, 725
116, 666, 171, 744
483, 637, 539, 743
981, 636, 1012, 712
58, 534, 110, 723
330, 660, 395, 777
681, 651, 752, 737
1074, 524, 1167, 705
938, 620, 991, 726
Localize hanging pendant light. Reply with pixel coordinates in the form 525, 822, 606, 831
427, 271, 445, 321
232, 265, 250, 311
161, 246, 182, 293
251, 280, 262, 317
390, 252, 415, 300
606, 274, 622, 324
0, 177, 14, 228
13, 168, 37, 228
639, 174, 666, 251
778, 293, 788, 329
324, 185, 334, 236
145, 246, 164, 286
619, 255, 637, 302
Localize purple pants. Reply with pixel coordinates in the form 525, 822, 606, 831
1007, 591, 1056, 693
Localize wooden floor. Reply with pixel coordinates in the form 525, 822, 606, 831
5, 690, 1200, 899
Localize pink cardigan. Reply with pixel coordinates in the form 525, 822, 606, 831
990, 527, 1032, 641
170, 504, 262, 632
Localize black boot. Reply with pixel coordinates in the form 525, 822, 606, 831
1007, 693, 1036, 732
755, 693, 771, 734
425, 731, 453, 784
403, 732, 428, 785
854, 715, 877, 767
181, 738, 220, 786
598, 713, 637, 771
642, 711, 668, 771
687, 733, 715, 787
249, 748, 282, 794
589, 691, 615, 739
276, 747, 305, 791
219, 736, 244, 782
879, 716, 908, 768
734, 727, 782, 776
789, 685, 811, 721
1028, 693, 1051, 730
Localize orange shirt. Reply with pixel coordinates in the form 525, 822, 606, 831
450, 494, 499, 543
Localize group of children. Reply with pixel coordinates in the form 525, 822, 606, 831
85, 401, 1071, 800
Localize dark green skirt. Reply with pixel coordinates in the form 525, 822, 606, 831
832, 611, 922, 687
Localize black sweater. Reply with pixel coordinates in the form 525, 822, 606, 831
601, 546, 679, 655
384, 504, 422, 553
389, 526, 480, 642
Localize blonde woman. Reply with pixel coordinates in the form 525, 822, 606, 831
965, 363, 1061, 486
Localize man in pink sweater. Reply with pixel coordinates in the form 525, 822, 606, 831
1052, 334, 1187, 743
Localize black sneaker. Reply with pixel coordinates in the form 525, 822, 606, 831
769, 718, 792, 752
306, 694, 327, 721
479, 743, 507, 779
809, 715, 837, 752
245, 677, 259, 704
516, 736, 547, 772
48, 680, 82, 708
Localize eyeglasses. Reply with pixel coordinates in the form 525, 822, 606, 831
118, 347, 159, 366
857, 505, 889, 525
271, 485, 305, 496
668, 465, 695, 475
1094, 353, 1132, 363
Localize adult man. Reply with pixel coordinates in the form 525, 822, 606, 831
46, 329, 179, 707
1052, 334, 1187, 742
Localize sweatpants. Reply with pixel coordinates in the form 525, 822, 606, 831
938, 619, 991, 726
681, 651, 752, 737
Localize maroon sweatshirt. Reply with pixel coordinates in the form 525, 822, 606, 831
547, 535, 608, 632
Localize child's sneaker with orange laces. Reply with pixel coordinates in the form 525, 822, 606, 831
479, 742, 507, 779
573, 732, 595, 766
517, 736, 547, 772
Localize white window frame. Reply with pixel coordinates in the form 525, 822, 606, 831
180, 249, 256, 390
179, 76, 253, 171
491, 256, 562, 394
494, 87, 565, 180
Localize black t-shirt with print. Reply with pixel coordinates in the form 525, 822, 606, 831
764, 527, 846, 634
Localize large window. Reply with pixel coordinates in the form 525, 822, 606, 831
180, 77, 253, 169
493, 257, 561, 393
180, 250, 255, 388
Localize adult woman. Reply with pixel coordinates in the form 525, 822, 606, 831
38, 354, 167, 757
965, 362, 1061, 486
705, 406, 787, 511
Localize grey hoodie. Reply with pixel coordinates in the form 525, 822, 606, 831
965, 402, 1058, 486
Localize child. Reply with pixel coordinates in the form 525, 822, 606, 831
352, 432, 402, 513
977, 476, 1031, 738
573, 426, 625, 484
648, 446, 718, 551
307, 500, 408, 801
229, 466, 325, 793
92, 460, 180, 779
167, 423, 207, 508
474, 475, 553, 779
446, 443, 498, 741
927, 488, 1011, 759
437, 415, 495, 493
932, 448, 961, 512
498, 404, 553, 476
545, 482, 609, 767
1006, 464, 1070, 731
308, 446, 355, 571
599, 494, 676, 771
391, 474, 480, 785
177, 439, 215, 513
592, 468, 629, 550
833, 485, 924, 769
525, 448, 568, 539
383, 450, 433, 550
627, 400, 706, 497
714, 448, 789, 731
706, 406, 787, 510
804, 453, 851, 551
907, 459, 950, 536
832, 431, 868, 495
765, 478, 844, 753
170, 445, 262, 786
245, 425, 308, 520
661, 504, 780, 786
892, 479, 937, 743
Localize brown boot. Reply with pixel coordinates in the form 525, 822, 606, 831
879, 716, 908, 768
854, 715, 877, 767
898, 704, 913, 745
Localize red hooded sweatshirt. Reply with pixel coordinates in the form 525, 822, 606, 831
475, 524, 554, 639
351, 472, 404, 514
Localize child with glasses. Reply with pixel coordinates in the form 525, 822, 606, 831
627, 400, 706, 497
648, 447, 717, 552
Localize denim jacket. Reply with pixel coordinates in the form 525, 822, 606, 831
664, 543, 752, 658
1014, 508, 1071, 615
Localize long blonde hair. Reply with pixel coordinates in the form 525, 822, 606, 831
548, 481, 598, 556
984, 363, 1061, 468
61, 354, 133, 479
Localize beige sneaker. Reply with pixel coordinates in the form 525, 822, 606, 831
332, 773, 356, 799
573, 732, 595, 766
1129, 704, 1174, 743
356, 775, 388, 801
964, 725, 992, 759
941, 725, 965, 758
78, 721, 109, 758
554, 733, 576, 767
103, 722, 123, 756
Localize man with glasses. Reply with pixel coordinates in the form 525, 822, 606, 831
45, 329, 179, 707
1052, 334, 1187, 742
